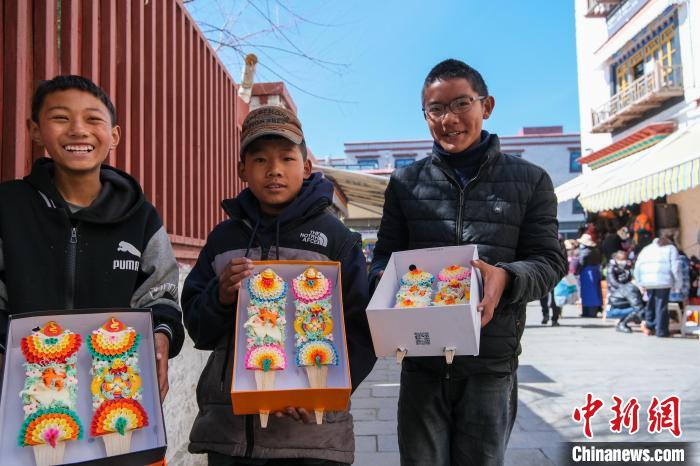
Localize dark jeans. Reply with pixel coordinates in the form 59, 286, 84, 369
207, 454, 348, 466
397, 368, 517, 466
540, 290, 561, 322
644, 288, 671, 337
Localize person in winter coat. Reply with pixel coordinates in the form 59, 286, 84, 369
182, 106, 376, 465
0, 75, 184, 400
634, 234, 683, 337
577, 233, 603, 317
369, 59, 567, 466
601, 225, 629, 263
606, 251, 645, 333
565, 239, 580, 276
541, 235, 566, 326
540, 288, 561, 326
670, 249, 691, 306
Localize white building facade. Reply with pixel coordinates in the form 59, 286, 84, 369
576, 0, 699, 145
568, 0, 700, 255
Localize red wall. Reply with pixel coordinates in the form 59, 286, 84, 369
1, 0, 247, 262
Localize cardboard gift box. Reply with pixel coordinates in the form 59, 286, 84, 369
366, 245, 483, 359
231, 261, 351, 425
0, 309, 166, 466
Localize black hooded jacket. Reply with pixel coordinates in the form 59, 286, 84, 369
0, 158, 185, 357
369, 134, 568, 376
182, 172, 376, 462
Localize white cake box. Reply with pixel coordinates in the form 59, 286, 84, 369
367, 245, 483, 358
0, 309, 167, 466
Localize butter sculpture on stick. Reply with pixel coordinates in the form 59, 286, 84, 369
19, 322, 83, 466
245, 268, 288, 428
292, 267, 338, 424
395, 265, 434, 308
88, 317, 148, 457
433, 265, 471, 306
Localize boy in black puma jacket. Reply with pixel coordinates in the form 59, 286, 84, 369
0, 76, 184, 399
182, 106, 376, 465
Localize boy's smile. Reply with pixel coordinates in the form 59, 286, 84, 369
63, 144, 95, 154
423, 78, 494, 153
265, 181, 287, 192
29, 89, 120, 175
239, 138, 312, 216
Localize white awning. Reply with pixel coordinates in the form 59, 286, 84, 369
578, 123, 700, 211
316, 165, 389, 210
555, 154, 641, 203
555, 174, 591, 203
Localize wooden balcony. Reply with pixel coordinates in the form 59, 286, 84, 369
585, 0, 622, 18
591, 64, 684, 133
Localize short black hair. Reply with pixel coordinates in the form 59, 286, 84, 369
31, 75, 117, 126
422, 59, 489, 102
241, 135, 308, 161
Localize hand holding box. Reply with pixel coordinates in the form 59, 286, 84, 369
231, 261, 351, 421
367, 245, 483, 361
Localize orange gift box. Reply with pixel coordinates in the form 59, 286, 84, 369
231, 261, 352, 416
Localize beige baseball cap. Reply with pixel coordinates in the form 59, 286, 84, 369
240, 106, 304, 155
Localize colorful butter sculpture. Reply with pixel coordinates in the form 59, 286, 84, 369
247, 268, 287, 303
19, 322, 83, 466
433, 265, 471, 306
88, 317, 148, 457
292, 267, 338, 424
394, 265, 434, 308
245, 268, 288, 428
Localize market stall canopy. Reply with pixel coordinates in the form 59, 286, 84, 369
555, 173, 592, 203
316, 165, 389, 210
578, 123, 700, 212
555, 155, 638, 204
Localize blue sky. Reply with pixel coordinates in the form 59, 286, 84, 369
186, 1, 580, 158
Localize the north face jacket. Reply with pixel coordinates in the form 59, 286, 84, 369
369, 134, 568, 376
182, 172, 376, 463
0, 158, 184, 357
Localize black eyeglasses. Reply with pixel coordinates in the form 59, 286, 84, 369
423, 96, 486, 120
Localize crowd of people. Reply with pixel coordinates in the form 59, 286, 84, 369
549, 208, 696, 338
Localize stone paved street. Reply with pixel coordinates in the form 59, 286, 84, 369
167, 280, 700, 466
351, 302, 700, 466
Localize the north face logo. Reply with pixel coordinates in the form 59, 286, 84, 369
299, 230, 328, 247
114, 241, 141, 271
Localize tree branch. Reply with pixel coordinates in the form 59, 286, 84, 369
185, 0, 353, 104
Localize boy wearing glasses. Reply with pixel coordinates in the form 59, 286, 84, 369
369, 59, 567, 465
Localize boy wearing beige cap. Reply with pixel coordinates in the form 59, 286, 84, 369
182, 106, 376, 465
